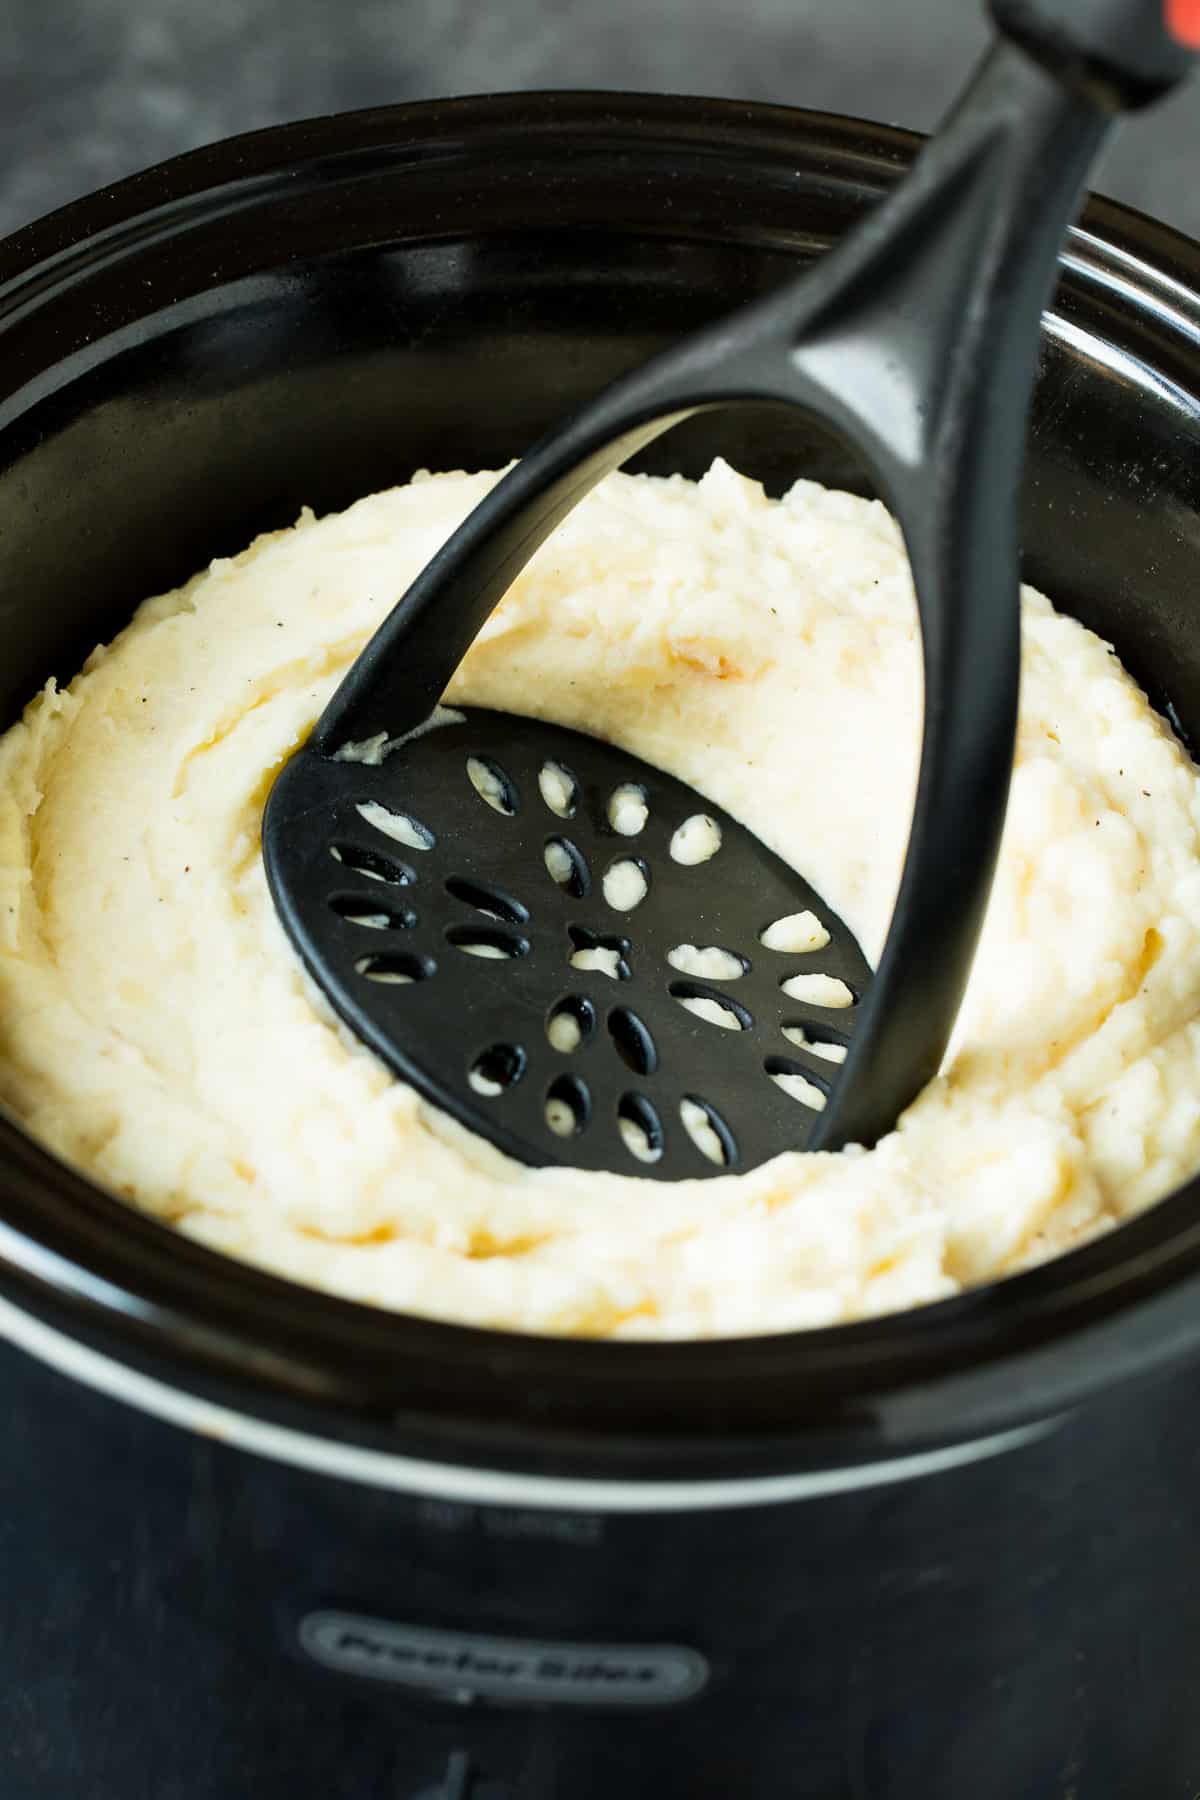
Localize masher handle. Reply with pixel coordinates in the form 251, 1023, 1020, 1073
304, 13, 1194, 1163
991, 0, 1198, 99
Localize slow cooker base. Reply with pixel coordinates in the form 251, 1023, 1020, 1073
4, 1337, 1199, 1799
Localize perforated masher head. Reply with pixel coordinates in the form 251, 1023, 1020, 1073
267, 707, 871, 1179
264, 2, 1196, 1178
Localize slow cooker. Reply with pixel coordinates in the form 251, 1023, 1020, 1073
2, 93, 1200, 1800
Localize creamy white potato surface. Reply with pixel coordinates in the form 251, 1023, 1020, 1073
2, 461, 1199, 1338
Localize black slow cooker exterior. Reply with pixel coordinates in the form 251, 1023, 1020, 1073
1, 93, 1200, 1798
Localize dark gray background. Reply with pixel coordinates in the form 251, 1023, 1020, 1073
3, 0, 1199, 242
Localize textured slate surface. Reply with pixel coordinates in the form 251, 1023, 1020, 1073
4, 0, 1199, 242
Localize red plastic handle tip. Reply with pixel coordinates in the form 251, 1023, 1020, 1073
1168, 0, 1200, 49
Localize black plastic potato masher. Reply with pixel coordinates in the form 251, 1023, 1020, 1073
264, 0, 1197, 1181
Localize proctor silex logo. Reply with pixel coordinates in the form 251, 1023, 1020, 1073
298, 1611, 709, 1709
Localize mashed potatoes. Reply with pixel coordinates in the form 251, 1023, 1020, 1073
2, 460, 1199, 1339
